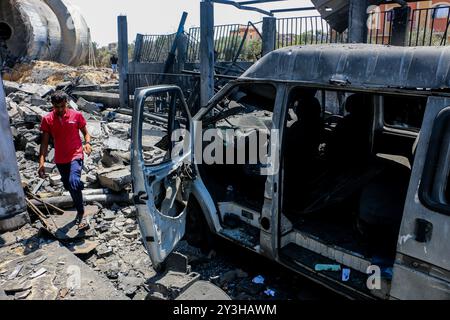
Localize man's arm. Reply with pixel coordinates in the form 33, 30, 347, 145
80, 126, 92, 156
38, 132, 50, 178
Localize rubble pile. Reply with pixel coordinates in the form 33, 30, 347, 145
1, 78, 162, 299
3, 61, 118, 87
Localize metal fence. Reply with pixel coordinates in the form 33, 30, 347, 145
368, 5, 450, 46
186, 22, 263, 63
276, 16, 347, 48
409, 6, 450, 46
367, 10, 394, 45
128, 72, 199, 99
135, 33, 177, 63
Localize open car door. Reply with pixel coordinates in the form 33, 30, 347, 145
131, 85, 193, 270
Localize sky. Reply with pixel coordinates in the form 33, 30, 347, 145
69, 0, 317, 46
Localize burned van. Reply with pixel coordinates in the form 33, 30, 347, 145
131, 44, 450, 300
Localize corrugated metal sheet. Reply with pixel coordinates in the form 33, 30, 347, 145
241, 44, 450, 90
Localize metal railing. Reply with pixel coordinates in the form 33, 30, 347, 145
367, 10, 394, 45
276, 16, 346, 48
135, 33, 177, 63
409, 6, 450, 46
186, 22, 263, 63
127, 72, 199, 102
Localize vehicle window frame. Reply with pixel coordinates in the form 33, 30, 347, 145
140, 88, 192, 168
419, 106, 450, 215
198, 81, 279, 122
381, 95, 425, 134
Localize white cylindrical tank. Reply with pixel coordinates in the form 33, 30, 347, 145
0, 0, 90, 66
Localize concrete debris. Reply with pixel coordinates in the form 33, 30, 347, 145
97, 166, 132, 192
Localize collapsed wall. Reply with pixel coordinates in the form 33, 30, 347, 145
0, 0, 90, 66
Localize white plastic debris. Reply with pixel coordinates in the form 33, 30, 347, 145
252, 275, 265, 284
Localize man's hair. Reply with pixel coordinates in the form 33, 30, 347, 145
50, 91, 68, 105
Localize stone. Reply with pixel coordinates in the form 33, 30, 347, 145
101, 149, 124, 168
25, 142, 40, 159
49, 174, 62, 186
103, 136, 130, 152
125, 225, 137, 233
30, 96, 48, 107
123, 230, 139, 240
3, 281, 32, 294
68, 240, 99, 255
17, 105, 41, 123
76, 97, 101, 114
122, 207, 137, 218
44, 162, 56, 174
47, 148, 55, 163
102, 209, 116, 221
29, 268, 47, 279
96, 244, 113, 258
105, 261, 120, 279
97, 166, 132, 192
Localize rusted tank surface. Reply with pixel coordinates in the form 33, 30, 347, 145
0, 0, 90, 66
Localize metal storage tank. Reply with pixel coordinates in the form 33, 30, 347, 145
0, 0, 90, 66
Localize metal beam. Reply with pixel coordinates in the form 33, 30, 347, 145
118, 15, 129, 108
238, 0, 285, 4
211, 0, 274, 16
270, 6, 317, 14
200, 1, 215, 107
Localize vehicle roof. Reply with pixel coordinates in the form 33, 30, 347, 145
240, 44, 450, 91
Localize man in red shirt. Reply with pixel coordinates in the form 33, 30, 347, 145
38, 91, 92, 230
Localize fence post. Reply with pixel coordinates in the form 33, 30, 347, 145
348, 0, 369, 43
391, 6, 411, 46
118, 15, 129, 108
262, 17, 277, 56
177, 33, 188, 73
134, 34, 144, 62
200, 0, 215, 108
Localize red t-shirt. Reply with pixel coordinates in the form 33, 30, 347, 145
40, 109, 87, 164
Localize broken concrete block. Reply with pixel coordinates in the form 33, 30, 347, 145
96, 244, 113, 258
123, 230, 139, 240
101, 149, 124, 168
97, 166, 132, 192
17, 105, 41, 123
103, 137, 130, 152
30, 96, 48, 107
44, 163, 56, 174
77, 97, 100, 114
49, 174, 62, 186
102, 209, 116, 221
86, 120, 103, 138
25, 142, 40, 159
17, 82, 55, 98
47, 148, 55, 163
68, 99, 79, 111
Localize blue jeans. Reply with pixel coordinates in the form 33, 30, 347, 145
57, 159, 84, 216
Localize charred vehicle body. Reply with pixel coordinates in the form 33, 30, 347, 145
131, 44, 450, 300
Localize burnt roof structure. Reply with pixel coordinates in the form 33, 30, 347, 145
241, 44, 450, 90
